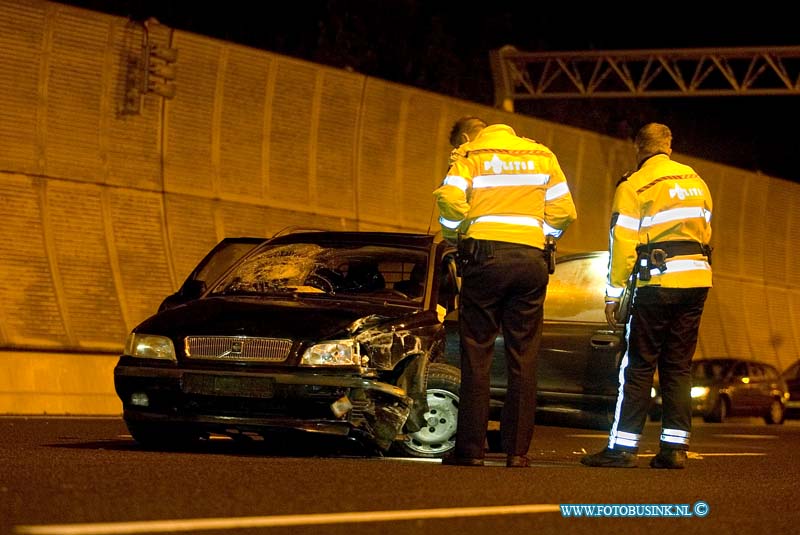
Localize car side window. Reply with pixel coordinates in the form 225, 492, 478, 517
731, 361, 748, 380
159, 238, 263, 312
544, 254, 608, 323
194, 242, 261, 286
763, 365, 778, 381
748, 363, 765, 382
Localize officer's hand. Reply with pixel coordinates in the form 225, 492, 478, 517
605, 302, 619, 328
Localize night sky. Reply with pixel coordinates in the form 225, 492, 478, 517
61, 0, 799, 183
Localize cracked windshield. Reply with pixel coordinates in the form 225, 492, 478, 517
211, 243, 427, 302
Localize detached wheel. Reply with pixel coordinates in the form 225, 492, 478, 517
764, 400, 785, 425
393, 363, 460, 458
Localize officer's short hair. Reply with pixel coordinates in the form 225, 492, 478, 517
635, 123, 672, 155
449, 116, 487, 148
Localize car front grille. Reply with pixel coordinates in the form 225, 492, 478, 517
184, 336, 292, 362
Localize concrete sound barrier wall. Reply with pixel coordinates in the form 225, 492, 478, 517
1, 0, 798, 413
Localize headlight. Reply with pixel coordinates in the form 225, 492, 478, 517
650, 387, 657, 398
301, 340, 359, 367
124, 333, 176, 361
691, 386, 710, 399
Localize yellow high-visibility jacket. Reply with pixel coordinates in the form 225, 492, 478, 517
606, 154, 713, 303
433, 124, 577, 248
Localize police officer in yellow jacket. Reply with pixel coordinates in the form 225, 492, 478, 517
582, 122, 713, 469
434, 116, 577, 467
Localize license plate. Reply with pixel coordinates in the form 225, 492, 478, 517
183, 374, 275, 398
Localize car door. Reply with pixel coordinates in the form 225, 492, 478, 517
748, 363, 779, 414
534, 252, 625, 402
726, 361, 754, 415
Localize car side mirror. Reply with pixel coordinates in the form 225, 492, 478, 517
181, 279, 207, 299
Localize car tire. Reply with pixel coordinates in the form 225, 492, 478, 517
126, 421, 206, 450
764, 399, 785, 425
704, 397, 727, 423
392, 363, 460, 458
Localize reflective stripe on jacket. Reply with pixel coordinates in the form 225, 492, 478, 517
606, 154, 713, 300
433, 124, 577, 248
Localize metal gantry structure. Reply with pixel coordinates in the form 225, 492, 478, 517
489, 45, 800, 110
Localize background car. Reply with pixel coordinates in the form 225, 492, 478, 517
779, 359, 800, 419
650, 357, 788, 424
117, 230, 625, 459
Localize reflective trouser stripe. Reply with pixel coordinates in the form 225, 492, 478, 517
608, 314, 633, 451
661, 428, 690, 446
610, 430, 640, 449
611, 436, 639, 448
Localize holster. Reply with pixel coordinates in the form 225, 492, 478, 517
637, 250, 652, 281
702, 244, 713, 265
457, 238, 494, 265
544, 235, 557, 274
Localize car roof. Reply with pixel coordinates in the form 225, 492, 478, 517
266, 230, 441, 250
555, 250, 609, 266
558, 250, 607, 259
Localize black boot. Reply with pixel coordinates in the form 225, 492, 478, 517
650, 448, 687, 469
581, 447, 638, 468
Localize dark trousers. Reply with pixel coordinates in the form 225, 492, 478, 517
612, 286, 709, 452
455, 242, 549, 458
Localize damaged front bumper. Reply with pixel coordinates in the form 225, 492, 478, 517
114, 364, 413, 451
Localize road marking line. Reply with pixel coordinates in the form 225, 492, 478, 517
712, 434, 779, 439
689, 452, 766, 457
15, 505, 561, 534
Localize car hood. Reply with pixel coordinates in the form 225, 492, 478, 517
135, 295, 414, 340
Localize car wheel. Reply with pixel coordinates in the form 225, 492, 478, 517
126, 421, 206, 450
704, 397, 727, 423
764, 399, 785, 425
392, 363, 460, 458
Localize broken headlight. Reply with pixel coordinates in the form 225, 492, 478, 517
301, 340, 360, 367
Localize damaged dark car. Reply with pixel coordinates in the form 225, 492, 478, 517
114, 231, 462, 458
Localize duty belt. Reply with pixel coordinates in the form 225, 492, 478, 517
457, 238, 540, 266
635, 241, 712, 282
636, 240, 708, 258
